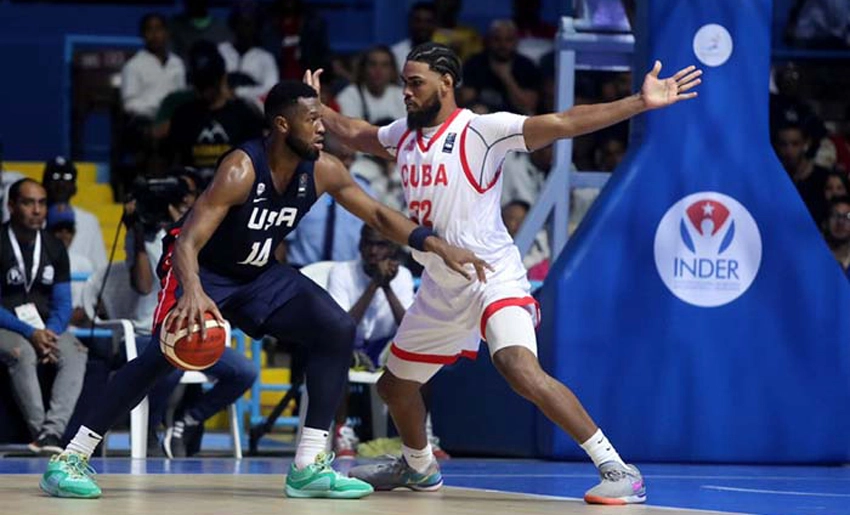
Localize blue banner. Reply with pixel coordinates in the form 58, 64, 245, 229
537, 0, 850, 462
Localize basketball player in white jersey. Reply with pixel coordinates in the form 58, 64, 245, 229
304, 42, 701, 504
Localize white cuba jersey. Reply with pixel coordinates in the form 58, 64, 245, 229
378, 108, 530, 289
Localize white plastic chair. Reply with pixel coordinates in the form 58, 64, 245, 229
81, 262, 242, 459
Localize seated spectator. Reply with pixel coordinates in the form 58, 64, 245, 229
46, 205, 94, 329
789, 0, 850, 49
167, 41, 265, 183
391, 2, 438, 72
512, 0, 556, 64
824, 170, 850, 203
218, 0, 279, 110
42, 157, 107, 271
123, 171, 258, 457
824, 195, 850, 277
594, 135, 627, 171
500, 144, 551, 207
336, 46, 406, 126
432, 0, 482, 62
0, 179, 87, 455
121, 13, 186, 122
263, 0, 330, 80
502, 200, 549, 280
769, 63, 827, 163
327, 225, 448, 459
0, 141, 25, 223
460, 20, 541, 115
169, 0, 231, 62
773, 122, 832, 223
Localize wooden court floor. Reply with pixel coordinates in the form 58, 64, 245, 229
4, 474, 733, 515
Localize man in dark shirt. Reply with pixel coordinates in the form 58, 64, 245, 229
459, 19, 541, 114
168, 41, 265, 183
0, 179, 86, 454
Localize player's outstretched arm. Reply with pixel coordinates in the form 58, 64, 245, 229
315, 153, 493, 282
303, 69, 393, 160
523, 60, 702, 151
170, 150, 254, 336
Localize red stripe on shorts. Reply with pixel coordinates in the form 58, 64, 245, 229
390, 343, 478, 365
480, 296, 540, 339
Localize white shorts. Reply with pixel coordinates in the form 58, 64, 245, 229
386, 272, 540, 384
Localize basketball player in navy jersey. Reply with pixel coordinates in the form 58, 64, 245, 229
40, 81, 490, 500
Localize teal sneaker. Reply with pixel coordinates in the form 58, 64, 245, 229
348, 456, 443, 491
39, 451, 102, 499
285, 452, 374, 499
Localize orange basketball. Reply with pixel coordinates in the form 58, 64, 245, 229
159, 312, 227, 371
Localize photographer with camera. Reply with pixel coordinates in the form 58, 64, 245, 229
124, 170, 257, 457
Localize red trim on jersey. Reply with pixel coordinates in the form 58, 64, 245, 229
459, 122, 502, 194
417, 108, 462, 153
396, 129, 412, 156
480, 296, 540, 339
390, 342, 478, 365
152, 227, 182, 332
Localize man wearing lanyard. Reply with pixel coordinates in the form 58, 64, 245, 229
0, 179, 86, 454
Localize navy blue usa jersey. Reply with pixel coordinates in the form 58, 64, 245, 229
170, 139, 319, 282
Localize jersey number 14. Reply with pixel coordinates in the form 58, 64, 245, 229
238, 238, 272, 267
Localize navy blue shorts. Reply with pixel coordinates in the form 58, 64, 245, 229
154, 262, 337, 340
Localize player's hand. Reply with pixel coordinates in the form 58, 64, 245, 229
303, 68, 324, 99
429, 238, 493, 282
167, 286, 225, 341
640, 61, 702, 109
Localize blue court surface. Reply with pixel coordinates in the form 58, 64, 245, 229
2, 454, 848, 514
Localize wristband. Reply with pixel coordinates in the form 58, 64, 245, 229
408, 226, 435, 251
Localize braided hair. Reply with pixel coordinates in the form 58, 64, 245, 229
406, 42, 462, 88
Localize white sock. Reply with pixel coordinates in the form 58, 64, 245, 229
402, 443, 433, 473
294, 427, 329, 470
66, 425, 103, 459
580, 428, 626, 468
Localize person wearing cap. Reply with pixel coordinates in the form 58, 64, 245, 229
46, 205, 95, 328
167, 40, 265, 182
0, 179, 87, 455
42, 157, 107, 271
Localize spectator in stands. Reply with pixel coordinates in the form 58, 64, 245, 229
595, 136, 627, 172
0, 141, 24, 223
824, 196, 850, 277
432, 0, 482, 62
769, 63, 827, 163
774, 123, 832, 223
0, 179, 87, 455
123, 172, 257, 457
264, 0, 330, 80
512, 0, 556, 64
42, 157, 107, 271
326, 225, 448, 459
391, 2, 438, 72
789, 0, 850, 49
121, 13, 186, 122
502, 200, 549, 281
167, 41, 265, 183
336, 46, 406, 126
46, 205, 93, 329
500, 144, 551, 207
284, 136, 376, 267
460, 20, 541, 115
824, 170, 850, 203
218, 0, 279, 110
170, 0, 231, 62
829, 106, 850, 174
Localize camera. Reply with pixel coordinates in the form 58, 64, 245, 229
128, 176, 188, 230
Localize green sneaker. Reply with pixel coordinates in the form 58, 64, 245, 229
285, 452, 373, 499
39, 451, 102, 499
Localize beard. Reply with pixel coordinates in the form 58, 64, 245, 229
286, 132, 320, 161
407, 92, 442, 130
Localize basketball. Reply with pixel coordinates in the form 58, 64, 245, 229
159, 312, 227, 371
